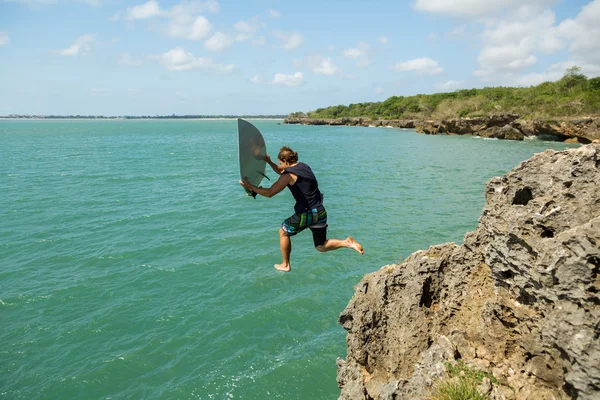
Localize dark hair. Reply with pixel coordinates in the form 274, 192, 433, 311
278, 146, 298, 164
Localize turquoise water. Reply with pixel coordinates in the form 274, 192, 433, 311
0, 120, 576, 399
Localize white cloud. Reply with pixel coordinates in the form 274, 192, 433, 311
477, 44, 537, 73
152, 47, 234, 73
313, 58, 338, 75
268, 9, 280, 18
375, 87, 385, 94
202, 0, 219, 13
377, 35, 388, 45
234, 18, 259, 42
271, 72, 303, 86
557, 0, 600, 65
343, 43, 365, 59
482, 11, 562, 54
119, 1, 216, 40
124, 0, 160, 20
251, 75, 262, 84
428, 32, 438, 41
391, 57, 444, 75
118, 53, 144, 67
467, 0, 600, 83
55, 34, 94, 56
0, 32, 9, 46
447, 24, 467, 39
516, 61, 600, 87
473, 9, 564, 81
435, 80, 465, 91
165, 14, 212, 40
220, 64, 234, 74
343, 48, 361, 59
514, 62, 568, 86
413, 0, 558, 19
295, 54, 339, 75
343, 41, 371, 68
274, 31, 303, 50
155, 47, 206, 71
163, 0, 219, 16
204, 32, 232, 51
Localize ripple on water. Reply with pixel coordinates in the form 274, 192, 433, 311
0, 120, 578, 399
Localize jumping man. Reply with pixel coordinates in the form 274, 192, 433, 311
239, 146, 363, 272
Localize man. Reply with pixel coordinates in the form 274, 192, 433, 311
239, 146, 364, 272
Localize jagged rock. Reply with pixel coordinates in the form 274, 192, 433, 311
532, 119, 599, 143
480, 124, 525, 140
338, 144, 600, 400
442, 114, 521, 135
416, 114, 522, 139
416, 120, 447, 135
284, 115, 600, 142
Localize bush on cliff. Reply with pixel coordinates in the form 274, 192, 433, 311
431, 361, 497, 400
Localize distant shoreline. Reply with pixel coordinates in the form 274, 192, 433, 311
0, 117, 285, 121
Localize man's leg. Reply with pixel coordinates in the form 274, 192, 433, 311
275, 227, 292, 272
316, 237, 364, 254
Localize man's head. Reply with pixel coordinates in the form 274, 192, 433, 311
278, 146, 298, 165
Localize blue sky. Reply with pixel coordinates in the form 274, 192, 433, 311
1, 0, 599, 116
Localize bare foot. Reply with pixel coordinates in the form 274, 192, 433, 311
274, 263, 291, 272
347, 237, 364, 255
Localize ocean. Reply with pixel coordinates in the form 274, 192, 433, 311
0, 120, 576, 399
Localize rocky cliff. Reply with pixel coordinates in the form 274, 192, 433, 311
337, 143, 600, 399
284, 116, 600, 143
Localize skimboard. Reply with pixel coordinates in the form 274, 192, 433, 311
237, 119, 269, 198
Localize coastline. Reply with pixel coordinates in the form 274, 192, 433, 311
284, 114, 600, 143
0, 117, 285, 121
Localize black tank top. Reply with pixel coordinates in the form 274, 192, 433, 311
283, 162, 323, 213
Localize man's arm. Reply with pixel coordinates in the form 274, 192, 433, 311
240, 173, 292, 198
266, 155, 285, 175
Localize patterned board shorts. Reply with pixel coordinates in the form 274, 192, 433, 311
281, 205, 328, 247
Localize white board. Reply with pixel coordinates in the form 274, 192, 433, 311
237, 119, 268, 197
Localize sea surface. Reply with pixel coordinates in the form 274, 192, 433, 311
0, 120, 576, 399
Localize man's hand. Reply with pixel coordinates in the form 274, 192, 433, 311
239, 176, 253, 189
265, 154, 273, 164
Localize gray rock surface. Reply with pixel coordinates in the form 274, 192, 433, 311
337, 143, 600, 399
284, 115, 600, 142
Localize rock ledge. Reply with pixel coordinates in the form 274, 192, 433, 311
284, 115, 600, 143
337, 143, 600, 399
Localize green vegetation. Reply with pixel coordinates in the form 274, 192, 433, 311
445, 360, 499, 385
430, 360, 500, 400
291, 67, 600, 121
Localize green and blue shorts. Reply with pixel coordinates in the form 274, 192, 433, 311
281, 205, 328, 247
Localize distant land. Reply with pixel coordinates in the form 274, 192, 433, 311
0, 114, 286, 120
289, 66, 600, 121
